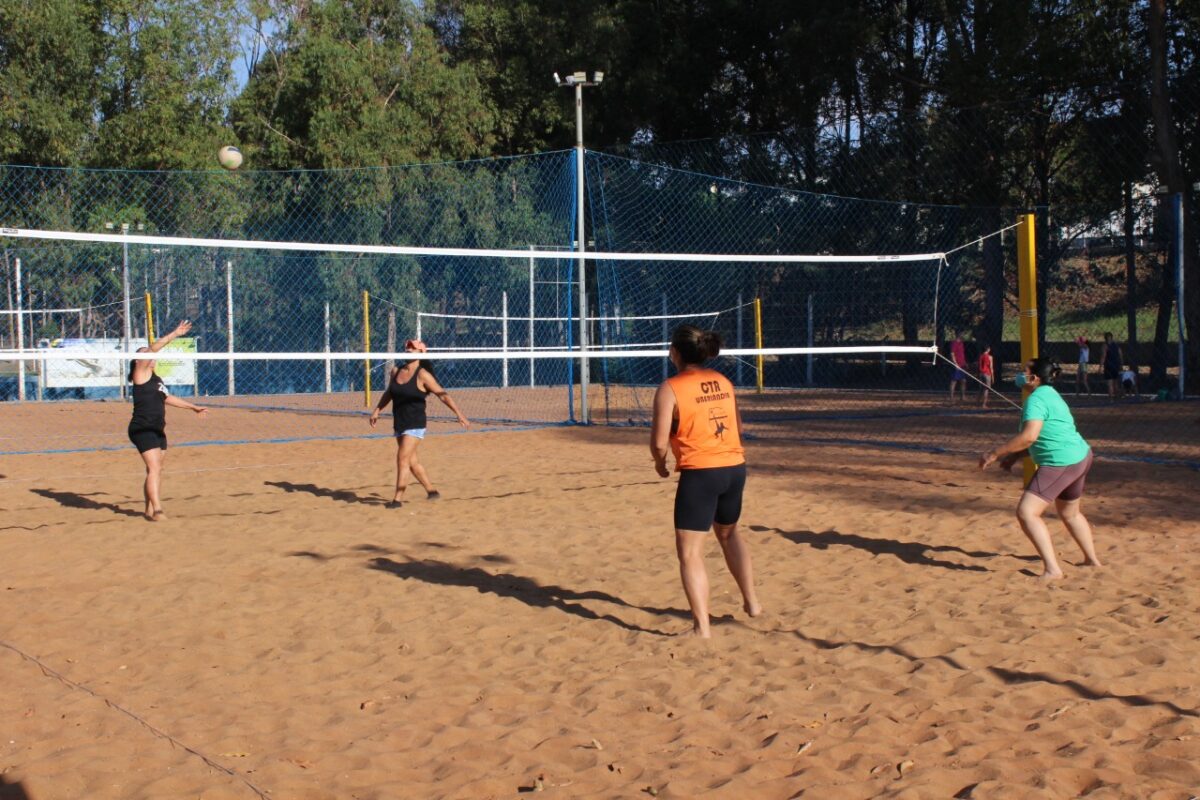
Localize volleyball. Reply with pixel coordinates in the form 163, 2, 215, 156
217, 145, 243, 170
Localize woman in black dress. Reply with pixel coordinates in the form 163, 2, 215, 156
368, 339, 470, 507
128, 320, 207, 521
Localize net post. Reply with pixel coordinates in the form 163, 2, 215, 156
1017, 213, 1038, 485
754, 297, 764, 394
145, 292, 155, 344
502, 290, 509, 388
362, 290, 371, 407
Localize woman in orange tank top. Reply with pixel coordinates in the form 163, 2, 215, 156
651, 325, 762, 638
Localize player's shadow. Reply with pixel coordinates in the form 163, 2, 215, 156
30, 488, 142, 518
792, 630, 1199, 718
264, 481, 387, 506
368, 556, 686, 635
754, 525, 993, 572
0, 777, 33, 800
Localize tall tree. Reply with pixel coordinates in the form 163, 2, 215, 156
93, 0, 243, 169
0, 0, 104, 165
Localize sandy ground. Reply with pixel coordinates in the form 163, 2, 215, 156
1, 408, 1198, 799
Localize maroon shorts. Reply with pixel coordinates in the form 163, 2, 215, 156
1025, 449, 1093, 503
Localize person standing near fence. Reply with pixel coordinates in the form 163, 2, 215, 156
128, 320, 207, 521
949, 333, 968, 403
1100, 332, 1123, 401
651, 325, 762, 638
1075, 336, 1091, 395
978, 343, 994, 408
978, 357, 1101, 582
369, 339, 470, 507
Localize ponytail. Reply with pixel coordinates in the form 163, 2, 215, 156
670, 325, 722, 365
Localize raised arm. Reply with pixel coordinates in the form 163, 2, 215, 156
149, 320, 192, 354
420, 370, 469, 428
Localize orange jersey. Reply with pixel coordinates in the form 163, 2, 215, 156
666, 368, 745, 470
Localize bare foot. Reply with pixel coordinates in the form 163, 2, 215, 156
690, 625, 712, 639
744, 600, 764, 617
145, 510, 167, 522
426, 491, 441, 500
1035, 570, 1065, 584
1080, 558, 1104, 568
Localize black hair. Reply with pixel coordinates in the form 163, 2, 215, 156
1028, 357, 1059, 385
670, 325, 722, 365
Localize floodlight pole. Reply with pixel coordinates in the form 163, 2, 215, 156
121, 222, 132, 400
557, 70, 603, 424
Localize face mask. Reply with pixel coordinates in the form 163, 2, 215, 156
1014, 373, 1028, 388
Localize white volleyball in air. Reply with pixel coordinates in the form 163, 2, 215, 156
217, 145, 243, 170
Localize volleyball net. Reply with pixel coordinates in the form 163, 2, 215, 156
2, 224, 1195, 467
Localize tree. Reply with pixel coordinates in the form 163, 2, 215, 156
0, 0, 103, 165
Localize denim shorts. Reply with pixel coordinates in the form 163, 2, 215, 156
397, 428, 426, 440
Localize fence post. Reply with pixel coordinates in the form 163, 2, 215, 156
324, 301, 332, 393
226, 260, 235, 396
1173, 193, 1186, 397
15, 258, 25, 401
806, 293, 814, 385
502, 290, 509, 388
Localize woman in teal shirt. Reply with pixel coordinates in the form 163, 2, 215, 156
979, 358, 1102, 582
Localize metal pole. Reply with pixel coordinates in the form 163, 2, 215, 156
661, 293, 668, 381
324, 301, 332, 393
575, 81, 590, 423
502, 290, 509, 388
1173, 193, 1186, 398
737, 292, 744, 386
121, 223, 131, 400
15, 258, 24, 401
529, 248, 535, 387
226, 259, 235, 396
806, 293, 814, 385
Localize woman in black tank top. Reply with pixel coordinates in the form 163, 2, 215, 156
368, 339, 470, 507
128, 320, 208, 521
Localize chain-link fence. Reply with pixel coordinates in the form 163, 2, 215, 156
1, 136, 1194, 465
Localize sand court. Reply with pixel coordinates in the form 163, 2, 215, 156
2, 404, 1199, 798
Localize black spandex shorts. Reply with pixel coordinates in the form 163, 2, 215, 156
1104, 364, 1120, 380
674, 463, 747, 532
129, 427, 167, 453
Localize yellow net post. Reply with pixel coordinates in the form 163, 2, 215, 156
1016, 213, 1038, 486
144, 292, 155, 344
362, 290, 371, 407
754, 297, 764, 394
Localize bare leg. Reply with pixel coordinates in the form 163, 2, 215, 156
1055, 498, 1102, 566
408, 449, 437, 496
714, 522, 762, 617
675, 529, 712, 637
392, 435, 423, 504
1016, 492, 1063, 581
139, 448, 166, 520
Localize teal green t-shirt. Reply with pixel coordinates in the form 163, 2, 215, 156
1022, 385, 1090, 466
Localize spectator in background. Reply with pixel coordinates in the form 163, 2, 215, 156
949, 333, 968, 403
1100, 332, 1124, 401
1120, 364, 1139, 397
978, 343, 994, 408
1075, 335, 1091, 396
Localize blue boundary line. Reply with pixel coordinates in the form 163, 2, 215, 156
0, 421, 573, 457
